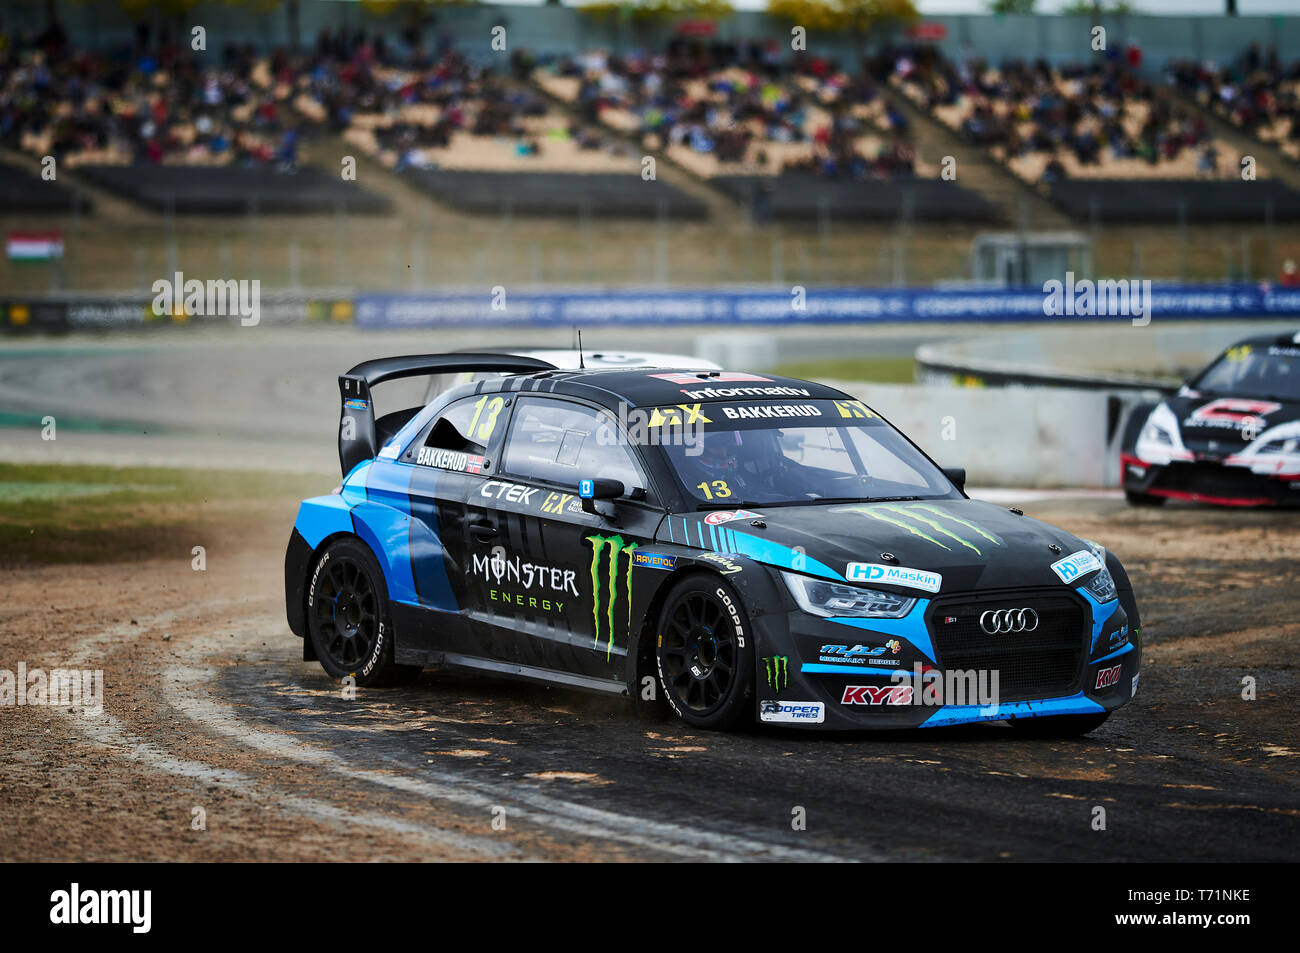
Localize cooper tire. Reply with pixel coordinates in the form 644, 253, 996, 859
654, 574, 755, 731
306, 538, 421, 687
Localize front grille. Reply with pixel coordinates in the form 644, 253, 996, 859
928, 592, 1087, 702
1153, 462, 1283, 502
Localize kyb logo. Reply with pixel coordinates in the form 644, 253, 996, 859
842, 684, 913, 706
50, 883, 151, 933
1095, 664, 1123, 689
1, 663, 102, 715
151, 271, 260, 326
1042, 271, 1152, 327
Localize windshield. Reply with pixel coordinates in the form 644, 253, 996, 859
1193, 343, 1300, 402
656, 399, 960, 507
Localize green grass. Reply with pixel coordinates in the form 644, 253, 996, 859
0, 462, 320, 566
773, 356, 917, 384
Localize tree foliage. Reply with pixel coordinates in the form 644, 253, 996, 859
766, 0, 919, 37
577, 0, 736, 25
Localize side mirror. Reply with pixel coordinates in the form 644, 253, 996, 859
943, 467, 966, 492
578, 478, 625, 514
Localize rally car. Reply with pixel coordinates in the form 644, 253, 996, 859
285, 353, 1141, 734
1122, 331, 1300, 507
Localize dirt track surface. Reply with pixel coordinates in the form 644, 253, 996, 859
2, 495, 1296, 862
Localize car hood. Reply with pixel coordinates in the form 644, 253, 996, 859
673, 498, 1094, 595
1168, 392, 1300, 457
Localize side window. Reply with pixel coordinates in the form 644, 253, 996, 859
402, 393, 508, 467
424, 394, 508, 453
502, 397, 644, 491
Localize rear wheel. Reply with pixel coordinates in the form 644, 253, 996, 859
306, 538, 421, 686
1125, 490, 1166, 507
1009, 712, 1109, 737
655, 575, 755, 731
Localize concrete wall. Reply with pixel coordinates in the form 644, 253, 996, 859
917, 319, 1298, 385
823, 379, 1115, 489
8, 2, 1298, 71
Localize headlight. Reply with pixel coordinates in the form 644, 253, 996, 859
1136, 403, 1185, 456
1140, 420, 1173, 445
782, 571, 916, 619
1080, 540, 1118, 603
1257, 436, 1299, 455
1081, 566, 1117, 602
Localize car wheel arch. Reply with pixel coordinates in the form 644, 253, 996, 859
626, 562, 773, 698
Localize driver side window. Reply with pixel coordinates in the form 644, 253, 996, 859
424, 394, 508, 453
502, 397, 644, 491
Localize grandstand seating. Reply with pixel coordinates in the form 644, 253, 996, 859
887, 45, 1300, 222
72, 164, 389, 214
1046, 178, 1300, 224
0, 159, 88, 212
715, 173, 998, 223
398, 169, 706, 219
1168, 46, 1300, 166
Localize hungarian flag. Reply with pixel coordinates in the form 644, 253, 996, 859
6, 231, 64, 262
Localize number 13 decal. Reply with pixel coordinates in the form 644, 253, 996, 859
696, 480, 732, 500
468, 395, 505, 442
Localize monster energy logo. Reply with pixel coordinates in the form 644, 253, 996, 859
586, 534, 639, 659
764, 655, 789, 692
842, 503, 1002, 556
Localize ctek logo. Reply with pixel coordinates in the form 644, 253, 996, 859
50, 883, 151, 933
845, 562, 942, 594
1095, 664, 1123, 689
586, 534, 638, 659
842, 685, 914, 706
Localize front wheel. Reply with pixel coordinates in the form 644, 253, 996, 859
306, 538, 421, 686
655, 575, 755, 731
1009, 712, 1109, 737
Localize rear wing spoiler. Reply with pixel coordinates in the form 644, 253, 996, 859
338, 352, 557, 475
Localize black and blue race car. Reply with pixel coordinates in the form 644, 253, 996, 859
1122, 331, 1300, 507
285, 353, 1141, 735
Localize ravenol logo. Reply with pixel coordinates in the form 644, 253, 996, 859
632, 551, 677, 571
763, 655, 788, 692
586, 534, 638, 659
845, 562, 942, 594
842, 503, 1001, 556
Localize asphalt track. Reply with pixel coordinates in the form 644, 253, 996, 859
0, 324, 969, 472
2, 329, 1297, 862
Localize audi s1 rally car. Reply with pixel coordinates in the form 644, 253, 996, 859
285, 353, 1141, 734
1122, 331, 1300, 507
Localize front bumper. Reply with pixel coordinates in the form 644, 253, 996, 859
1122, 453, 1300, 507
752, 586, 1139, 730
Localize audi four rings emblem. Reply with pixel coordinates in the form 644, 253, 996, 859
980, 608, 1039, 634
